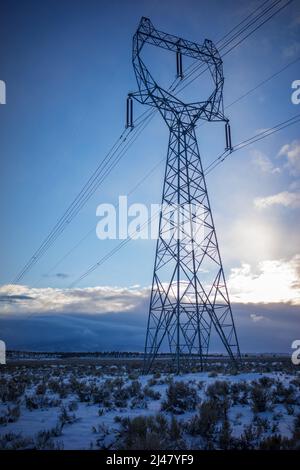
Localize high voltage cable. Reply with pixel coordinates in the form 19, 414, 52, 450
11, 0, 285, 284
222, 0, 293, 57
170, 0, 275, 90
11, 111, 155, 284
10, 0, 293, 286
11, 128, 131, 284
174, 0, 293, 93
69, 113, 300, 287
11, 111, 300, 330
42, 156, 165, 280
39, 52, 300, 279
226, 55, 300, 109
69, 209, 161, 288
205, 114, 300, 175
220, 0, 283, 52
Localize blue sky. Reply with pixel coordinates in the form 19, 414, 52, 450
0, 0, 299, 352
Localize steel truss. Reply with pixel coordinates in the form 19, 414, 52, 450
129, 17, 240, 373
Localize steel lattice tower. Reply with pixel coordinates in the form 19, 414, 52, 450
128, 17, 240, 373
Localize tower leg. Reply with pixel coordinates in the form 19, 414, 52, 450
143, 123, 240, 373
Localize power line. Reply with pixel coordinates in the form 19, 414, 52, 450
169, 0, 276, 90
68, 113, 300, 287
222, 0, 293, 57
226, 55, 300, 109
175, 0, 293, 94
10, 0, 293, 286
205, 113, 300, 175
43, 51, 300, 278
11, 111, 155, 284
43, 155, 165, 280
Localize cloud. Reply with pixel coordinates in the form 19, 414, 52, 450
251, 149, 280, 174
221, 216, 280, 266
250, 313, 265, 322
0, 311, 147, 352
254, 191, 300, 209
55, 273, 69, 279
0, 284, 149, 316
278, 140, 300, 176
1, 255, 299, 319
43, 272, 69, 279
0, 294, 33, 303
0, 303, 299, 353
0, 270, 299, 353
227, 255, 300, 305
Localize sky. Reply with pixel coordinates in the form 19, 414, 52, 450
0, 0, 300, 353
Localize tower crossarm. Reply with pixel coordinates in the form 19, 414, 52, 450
131, 17, 228, 126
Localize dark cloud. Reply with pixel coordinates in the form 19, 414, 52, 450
0, 303, 299, 353
42, 273, 69, 279
0, 294, 33, 303
55, 273, 69, 279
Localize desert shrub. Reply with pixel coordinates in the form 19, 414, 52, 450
273, 382, 297, 405
50, 422, 63, 437
130, 396, 148, 409
285, 403, 295, 415
25, 394, 61, 410
250, 381, 271, 413
92, 422, 110, 439
143, 386, 161, 400
226, 367, 238, 376
36, 382, 47, 395
0, 378, 26, 402
0, 405, 20, 424
128, 372, 139, 380
230, 381, 250, 405
187, 399, 221, 440
126, 380, 142, 397
35, 429, 63, 450
258, 376, 275, 388
147, 378, 158, 387
290, 377, 300, 389
218, 418, 233, 450
253, 415, 271, 433
47, 378, 69, 398
271, 422, 279, 433
102, 398, 116, 411
293, 413, 300, 442
197, 381, 204, 390
113, 387, 130, 407
58, 406, 77, 425
237, 423, 260, 450
235, 414, 278, 450
186, 399, 226, 449
116, 414, 184, 450
206, 380, 229, 400
259, 434, 293, 450
208, 371, 218, 378
68, 400, 78, 411
8, 404, 20, 423
169, 415, 182, 441
116, 415, 166, 449
92, 387, 110, 404
25, 395, 39, 410
161, 381, 198, 414
0, 432, 34, 450
103, 377, 124, 390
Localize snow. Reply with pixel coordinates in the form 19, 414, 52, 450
1, 361, 299, 449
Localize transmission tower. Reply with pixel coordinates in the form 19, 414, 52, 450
128, 17, 240, 373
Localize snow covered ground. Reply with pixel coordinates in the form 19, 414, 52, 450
0, 358, 299, 450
